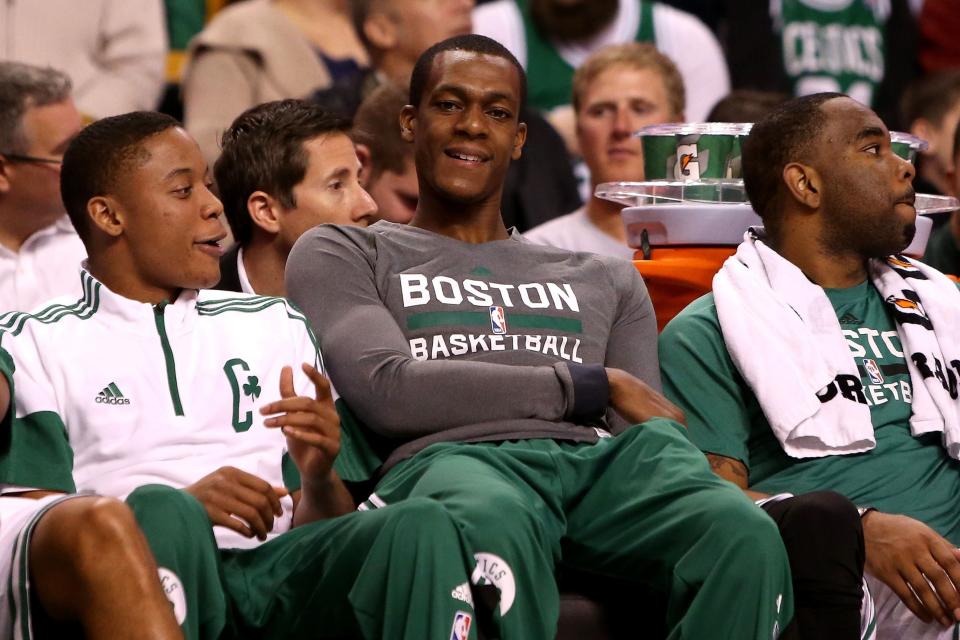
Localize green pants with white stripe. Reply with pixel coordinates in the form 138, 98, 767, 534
363, 418, 795, 639
125, 484, 479, 640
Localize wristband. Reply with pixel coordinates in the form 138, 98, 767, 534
857, 506, 877, 518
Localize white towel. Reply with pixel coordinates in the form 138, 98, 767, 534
713, 230, 960, 459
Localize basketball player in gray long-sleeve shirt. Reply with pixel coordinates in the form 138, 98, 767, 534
286, 34, 794, 640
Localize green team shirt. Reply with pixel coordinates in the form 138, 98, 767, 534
777, 0, 887, 107
659, 280, 960, 543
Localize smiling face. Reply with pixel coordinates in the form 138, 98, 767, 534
576, 64, 680, 185
275, 132, 376, 250
400, 50, 526, 210
109, 127, 226, 298
814, 98, 917, 258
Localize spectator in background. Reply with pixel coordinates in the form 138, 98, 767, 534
0, 62, 86, 314
0, 0, 166, 120
525, 43, 683, 258
159, 0, 230, 119
352, 83, 419, 224
340, 0, 581, 231
182, 0, 369, 166
214, 99, 376, 296
707, 90, 789, 123
901, 70, 960, 197
473, 0, 728, 153
921, 124, 960, 277
686, 0, 917, 130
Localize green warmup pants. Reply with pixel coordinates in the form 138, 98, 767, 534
125, 486, 479, 640
362, 418, 795, 640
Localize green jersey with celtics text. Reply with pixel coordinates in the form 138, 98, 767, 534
775, 0, 889, 107
659, 280, 960, 543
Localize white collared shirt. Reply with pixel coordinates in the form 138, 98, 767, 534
236, 246, 256, 295
0, 217, 87, 314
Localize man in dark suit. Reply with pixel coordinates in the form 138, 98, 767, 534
213, 99, 376, 295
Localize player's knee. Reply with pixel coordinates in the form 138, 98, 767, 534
66, 497, 143, 563
387, 497, 458, 535
776, 492, 864, 581
710, 493, 785, 561
780, 491, 860, 542
126, 484, 209, 534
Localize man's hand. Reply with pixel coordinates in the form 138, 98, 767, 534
606, 367, 686, 426
259, 363, 340, 485
863, 511, 960, 627
184, 466, 287, 541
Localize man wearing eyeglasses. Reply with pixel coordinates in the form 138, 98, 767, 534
0, 62, 86, 314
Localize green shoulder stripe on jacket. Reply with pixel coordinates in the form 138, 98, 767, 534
197, 296, 321, 362
0, 273, 100, 339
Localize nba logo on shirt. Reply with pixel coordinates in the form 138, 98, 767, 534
450, 611, 472, 640
862, 358, 884, 384
489, 306, 507, 334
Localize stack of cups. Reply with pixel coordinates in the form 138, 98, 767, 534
594, 124, 950, 330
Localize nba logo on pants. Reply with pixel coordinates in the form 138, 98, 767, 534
450, 611, 472, 640
489, 306, 507, 334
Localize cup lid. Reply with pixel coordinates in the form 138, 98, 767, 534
595, 180, 748, 206
635, 122, 753, 137
890, 131, 929, 151
596, 181, 958, 215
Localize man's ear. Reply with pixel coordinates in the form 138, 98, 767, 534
88, 196, 124, 237
783, 162, 821, 210
355, 143, 373, 187
247, 191, 282, 235
363, 12, 397, 51
511, 122, 528, 161
399, 106, 416, 142
946, 162, 958, 198
910, 118, 937, 156
0, 156, 11, 194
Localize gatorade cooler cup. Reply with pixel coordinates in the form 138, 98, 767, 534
890, 131, 928, 164
638, 123, 753, 183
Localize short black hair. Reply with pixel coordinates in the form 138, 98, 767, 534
61, 111, 179, 242
409, 34, 527, 111
214, 99, 351, 246
742, 92, 845, 223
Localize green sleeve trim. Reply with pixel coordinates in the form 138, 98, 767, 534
281, 452, 301, 492
0, 347, 75, 492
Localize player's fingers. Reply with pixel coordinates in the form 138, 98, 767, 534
230, 484, 280, 533
302, 363, 332, 401
265, 411, 338, 432
886, 572, 933, 624
932, 541, 960, 588
230, 469, 286, 516
926, 545, 960, 617
206, 506, 254, 539
902, 565, 948, 625
282, 427, 340, 455
260, 397, 318, 418
279, 365, 296, 399
219, 496, 271, 541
